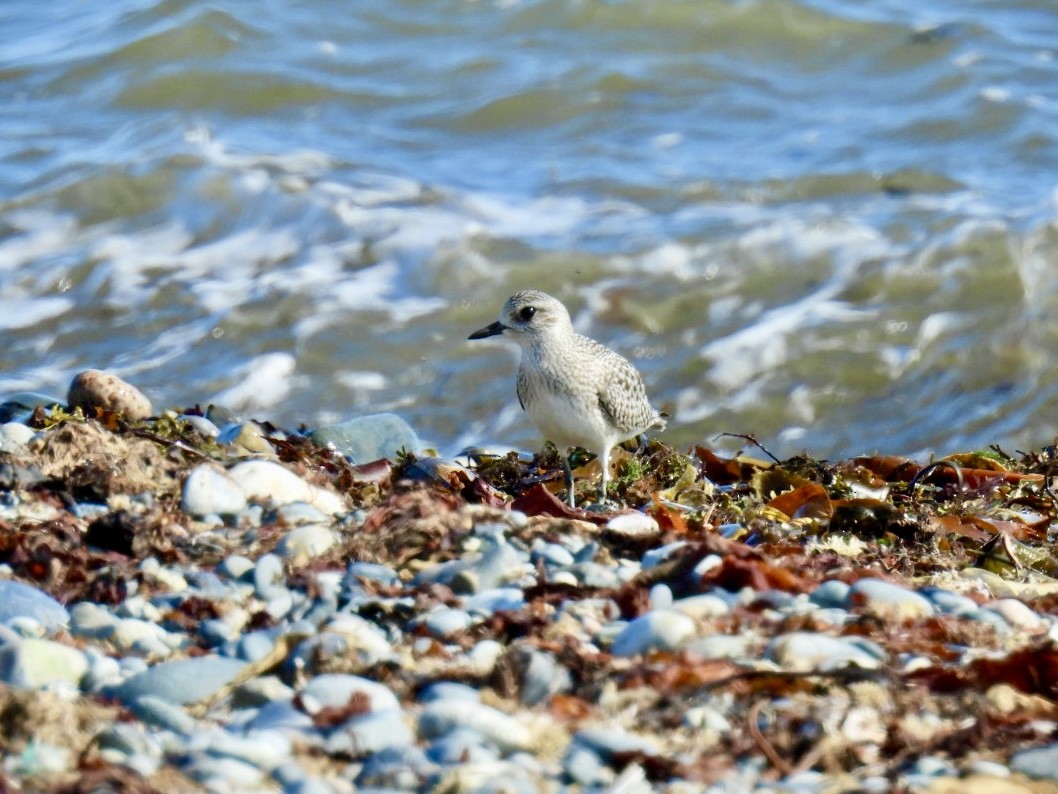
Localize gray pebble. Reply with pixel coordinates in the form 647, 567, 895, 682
0, 422, 35, 454
684, 634, 753, 660
418, 700, 531, 754
531, 540, 575, 568
464, 588, 525, 616
178, 414, 220, 438
108, 655, 247, 706
1011, 742, 1058, 781
247, 699, 316, 736
427, 727, 500, 765
610, 609, 697, 657
129, 695, 196, 734
328, 708, 414, 755
310, 412, 421, 463
355, 746, 434, 790
181, 464, 248, 518
277, 524, 339, 559
564, 744, 612, 787
808, 580, 850, 614
254, 553, 286, 599
572, 726, 660, 759
300, 673, 400, 713
921, 586, 979, 616
649, 583, 673, 610
418, 681, 482, 703
507, 645, 571, 706
766, 631, 887, 672
421, 607, 472, 637
218, 555, 255, 581
846, 578, 935, 620
345, 561, 400, 586
0, 579, 69, 632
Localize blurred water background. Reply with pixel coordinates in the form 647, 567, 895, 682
3, 0, 1058, 460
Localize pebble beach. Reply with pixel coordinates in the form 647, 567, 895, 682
1, 371, 1058, 793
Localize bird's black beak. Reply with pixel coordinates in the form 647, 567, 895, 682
468, 321, 506, 340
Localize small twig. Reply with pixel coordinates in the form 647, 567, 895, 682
713, 432, 780, 465
129, 428, 211, 461
747, 699, 793, 776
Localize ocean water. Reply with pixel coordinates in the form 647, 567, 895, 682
2, 0, 1058, 461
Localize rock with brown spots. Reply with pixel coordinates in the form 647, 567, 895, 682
67, 369, 152, 420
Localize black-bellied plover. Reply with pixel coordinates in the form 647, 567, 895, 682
469, 289, 666, 507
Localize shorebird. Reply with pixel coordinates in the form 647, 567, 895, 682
469, 289, 666, 507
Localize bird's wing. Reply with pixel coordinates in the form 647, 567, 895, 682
596, 351, 655, 435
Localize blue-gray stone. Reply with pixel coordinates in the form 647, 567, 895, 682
345, 561, 400, 587
564, 744, 610, 787
238, 629, 282, 663
846, 578, 934, 619
301, 673, 399, 712
418, 701, 530, 753
573, 542, 600, 564
285, 778, 337, 794
185, 570, 229, 597
0, 580, 69, 632
218, 555, 255, 581
426, 727, 500, 765
754, 590, 797, 609
271, 760, 309, 788
129, 695, 196, 734
199, 619, 237, 648
810, 580, 851, 609
569, 562, 620, 588
275, 502, 331, 526
512, 647, 571, 706
967, 608, 1011, 633
530, 541, 575, 568
329, 708, 414, 755
108, 656, 248, 706
253, 554, 286, 599
248, 700, 316, 735
610, 610, 696, 656
767, 631, 887, 671
421, 608, 472, 637
412, 559, 471, 588
178, 414, 220, 438
572, 726, 660, 759
97, 723, 154, 758
920, 586, 979, 616
288, 633, 350, 673
472, 537, 530, 591
418, 681, 482, 704
355, 746, 433, 790
310, 413, 421, 463
465, 588, 525, 616
0, 392, 63, 424
634, 542, 685, 571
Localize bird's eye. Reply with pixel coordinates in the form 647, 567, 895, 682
519, 306, 536, 321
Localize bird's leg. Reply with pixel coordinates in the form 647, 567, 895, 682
563, 453, 576, 509
597, 445, 610, 506
636, 432, 648, 455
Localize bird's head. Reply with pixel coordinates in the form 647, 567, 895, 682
468, 290, 572, 346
